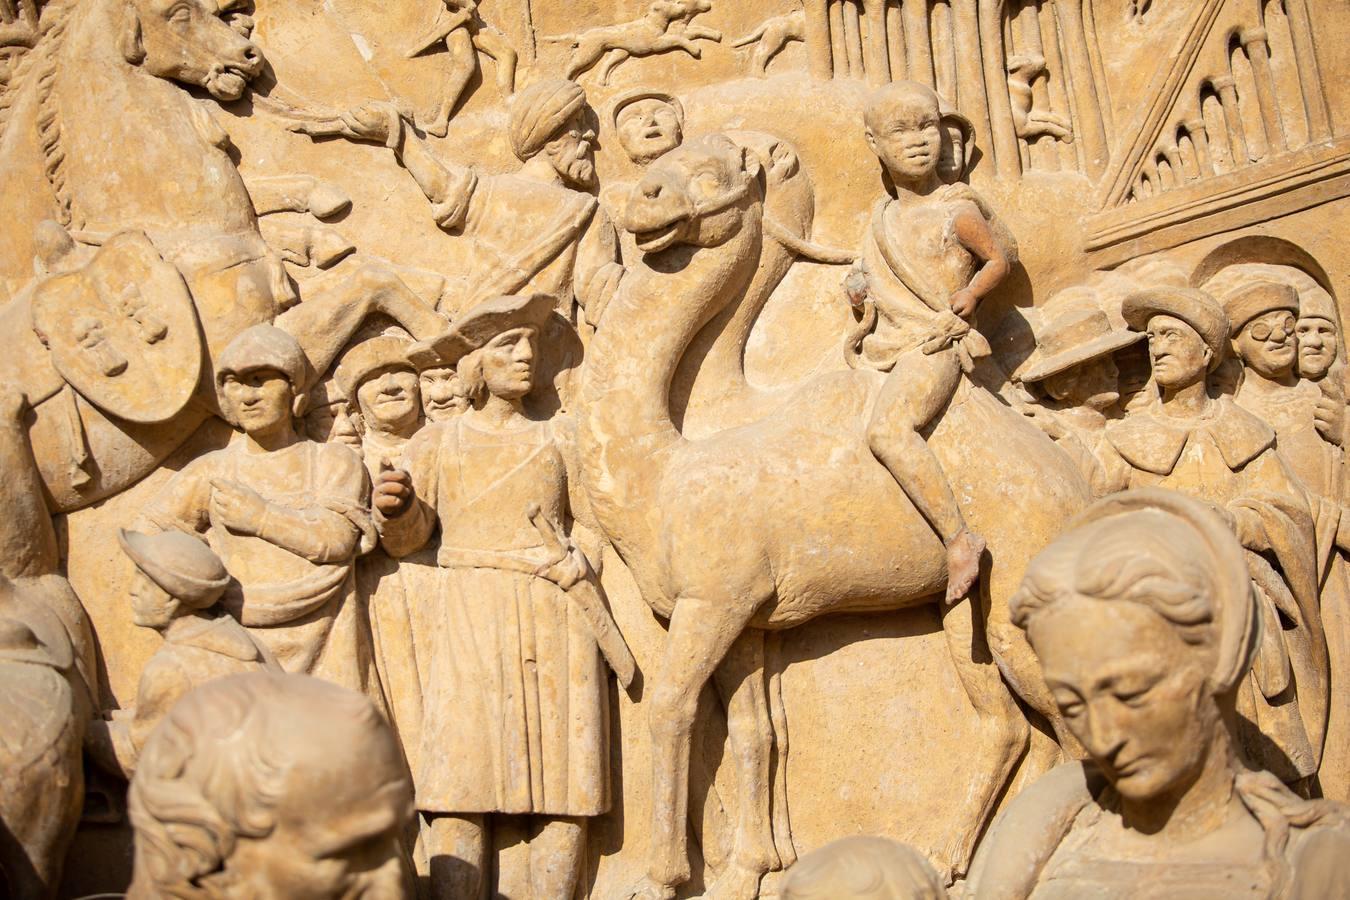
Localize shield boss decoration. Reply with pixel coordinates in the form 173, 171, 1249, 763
32, 231, 202, 424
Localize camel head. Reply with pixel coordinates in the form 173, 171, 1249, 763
119, 0, 265, 101
621, 133, 763, 256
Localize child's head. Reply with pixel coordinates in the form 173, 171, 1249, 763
782, 836, 947, 900
864, 81, 943, 185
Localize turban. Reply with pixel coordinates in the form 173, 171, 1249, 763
509, 78, 587, 161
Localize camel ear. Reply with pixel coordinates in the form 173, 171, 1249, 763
120, 5, 146, 65
739, 145, 762, 182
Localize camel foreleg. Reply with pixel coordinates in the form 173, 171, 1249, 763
937, 588, 1029, 881
275, 266, 446, 386
710, 629, 780, 900
632, 596, 760, 900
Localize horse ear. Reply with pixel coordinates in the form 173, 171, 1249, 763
119, 4, 146, 65
738, 144, 762, 182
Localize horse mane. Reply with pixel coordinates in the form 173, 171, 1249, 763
0, 0, 80, 227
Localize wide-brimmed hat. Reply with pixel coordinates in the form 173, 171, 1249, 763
1220, 279, 1300, 332
609, 88, 684, 133
1121, 286, 1230, 369
334, 333, 415, 403
119, 529, 230, 609
408, 294, 555, 370
1021, 307, 1143, 383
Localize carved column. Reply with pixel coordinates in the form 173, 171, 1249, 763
830, 0, 850, 77
887, 2, 907, 78
1051, 0, 1108, 178
806, 0, 834, 79
1183, 117, 1215, 177
903, 0, 935, 86
863, 0, 891, 84
1211, 74, 1249, 167
843, 1, 866, 78
1241, 28, 1285, 154
1160, 143, 1184, 185
979, 0, 1021, 176
951, 0, 992, 160
1282, 0, 1331, 141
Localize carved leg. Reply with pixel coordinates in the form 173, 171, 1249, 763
597, 48, 630, 85
0, 391, 59, 578
936, 590, 1029, 880
632, 596, 761, 900
710, 630, 778, 900
426, 28, 477, 138
275, 266, 447, 385
529, 816, 586, 899
472, 28, 518, 94
567, 41, 606, 80
423, 813, 487, 900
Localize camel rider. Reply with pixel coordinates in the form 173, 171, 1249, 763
847, 81, 1015, 603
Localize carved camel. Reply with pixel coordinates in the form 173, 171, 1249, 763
0, 0, 445, 576
578, 134, 1091, 899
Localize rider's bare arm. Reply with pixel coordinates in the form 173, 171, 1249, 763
949, 201, 1010, 319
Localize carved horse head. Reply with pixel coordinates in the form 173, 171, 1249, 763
117, 0, 264, 100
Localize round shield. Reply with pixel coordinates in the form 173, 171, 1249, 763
31, 231, 202, 424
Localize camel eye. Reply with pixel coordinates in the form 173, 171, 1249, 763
167, 4, 192, 27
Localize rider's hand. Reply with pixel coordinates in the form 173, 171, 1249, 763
950, 287, 978, 319
373, 466, 415, 519
535, 545, 587, 591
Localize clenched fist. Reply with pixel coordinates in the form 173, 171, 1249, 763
373, 466, 414, 519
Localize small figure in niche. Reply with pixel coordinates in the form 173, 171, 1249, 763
88, 529, 277, 778
126, 671, 414, 899
845, 80, 1015, 604
967, 488, 1350, 899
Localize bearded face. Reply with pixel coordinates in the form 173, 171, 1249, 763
544, 111, 597, 189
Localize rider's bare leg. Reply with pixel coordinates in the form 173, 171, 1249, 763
472, 28, 518, 94
866, 347, 984, 603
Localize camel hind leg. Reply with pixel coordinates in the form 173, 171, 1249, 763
934, 586, 1029, 881
631, 594, 763, 900
709, 629, 780, 900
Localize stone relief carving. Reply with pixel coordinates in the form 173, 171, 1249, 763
0, 0, 1347, 897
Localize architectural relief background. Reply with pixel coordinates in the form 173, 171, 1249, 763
1, 0, 1348, 897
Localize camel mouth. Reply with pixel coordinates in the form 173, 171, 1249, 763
205, 67, 250, 100
632, 218, 686, 253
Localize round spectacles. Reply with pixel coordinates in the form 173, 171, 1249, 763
1248, 315, 1295, 342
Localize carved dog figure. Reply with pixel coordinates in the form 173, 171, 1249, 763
546, 0, 722, 85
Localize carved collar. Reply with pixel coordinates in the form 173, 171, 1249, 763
1106, 397, 1274, 476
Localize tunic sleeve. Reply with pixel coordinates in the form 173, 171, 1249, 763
377, 425, 441, 557
138, 456, 215, 536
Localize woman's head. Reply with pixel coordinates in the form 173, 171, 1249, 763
1011, 490, 1257, 803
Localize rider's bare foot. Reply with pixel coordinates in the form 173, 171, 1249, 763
944, 528, 986, 604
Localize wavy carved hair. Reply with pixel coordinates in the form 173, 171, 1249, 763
1010, 514, 1216, 649
126, 672, 384, 899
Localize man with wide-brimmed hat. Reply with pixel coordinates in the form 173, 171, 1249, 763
311, 79, 624, 328
1102, 285, 1325, 786
136, 326, 377, 697
1020, 305, 1142, 496
376, 293, 621, 900
89, 530, 278, 778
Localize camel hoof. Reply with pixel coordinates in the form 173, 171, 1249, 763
707, 862, 764, 900
626, 875, 676, 900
